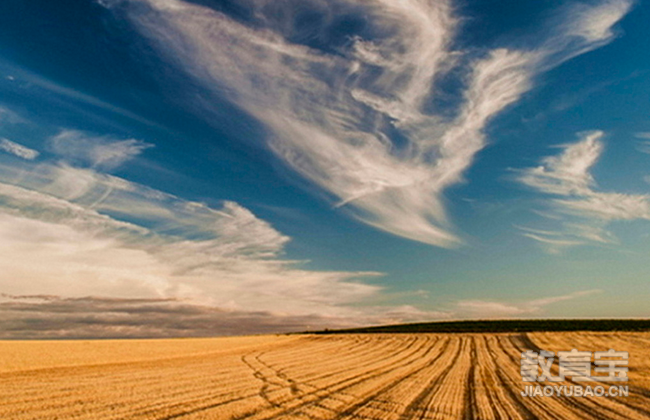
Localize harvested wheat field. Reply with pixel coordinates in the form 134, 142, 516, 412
1, 332, 649, 420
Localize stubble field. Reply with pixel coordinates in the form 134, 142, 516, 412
1, 332, 649, 419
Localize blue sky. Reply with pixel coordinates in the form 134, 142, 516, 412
0, 0, 649, 337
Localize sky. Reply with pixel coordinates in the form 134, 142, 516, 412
0, 0, 649, 338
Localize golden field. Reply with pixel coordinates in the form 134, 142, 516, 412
1, 332, 649, 419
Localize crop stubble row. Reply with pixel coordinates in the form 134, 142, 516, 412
1, 333, 649, 419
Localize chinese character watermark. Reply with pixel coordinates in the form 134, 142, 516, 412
520, 349, 628, 398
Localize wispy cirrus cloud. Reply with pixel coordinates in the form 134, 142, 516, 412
519, 131, 604, 197
0, 138, 39, 160
558, 0, 633, 45
0, 61, 164, 130
99, 0, 633, 247
455, 289, 602, 318
0, 106, 24, 125
634, 132, 650, 154
0, 171, 381, 317
50, 129, 153, 170
0, 127, 409, 336
518, 131, 650, 251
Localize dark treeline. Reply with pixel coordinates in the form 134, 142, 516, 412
306, 319, 650, 334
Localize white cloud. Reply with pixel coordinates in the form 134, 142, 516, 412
527, 289, 601, 308
456, 300, 530, 317
518, 131, 650, 250
360, 305, 451, 326
518, 131, 603, 196
517, 223, 616, 253
49, 129, 153, 170
563, 223, 615, 244
561, 0, 632, 44
0, 138, 39, 160
521, 233, 585, 248
0, 134, 399, 330
0, 176, 382, 317
455, 290, 602, 318
556, 192, 650, 220
100, 0, 633, 247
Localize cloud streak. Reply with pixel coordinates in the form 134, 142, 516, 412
455, 289, 602, 318
50, 129, 153, 170
99, 0, 633, 247
634, 133, 650, 154
0, 138, 39, 160
518, 131, 650, 250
